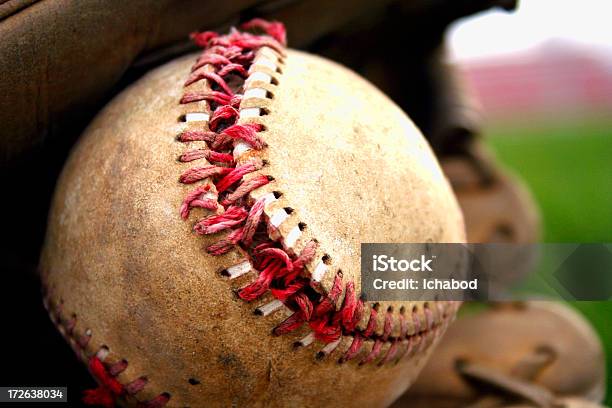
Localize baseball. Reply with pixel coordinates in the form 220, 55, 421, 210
41, 20, 464, 407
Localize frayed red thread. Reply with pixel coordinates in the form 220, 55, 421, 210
218, 63, 248, 77
255, 247, 294, 271
380, 340, 400, 366
180, 90, 232, 105
192, 54, 232, 71
240, 18, 287, 46
273, 312, 306, 336
294, 292, 314, 320
179, 165, 232, 184
221, 175, 271, 206
82, 356, 124, 408
240, 243, 318, 306
241, 196, 266, 246
222, 123, 266, 149
309, 318, 342, 343
239, 259, 282, 301
185, 70, 234, 94
205, 227, 244, 255
214, 161, 262, 193
271, 281, 306, 302
363, 306, 379, 337
382, 309, 394, 342
209, 105, 239, 132
180, 185, 218, 219
179, 148, 235, 164
190, 31, 218, 48
341, 334, 364, 363
194, 206, 248, 234
340, 282, 362, 332
177, 130, 217, 143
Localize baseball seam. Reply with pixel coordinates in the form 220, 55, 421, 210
42, 289, 171, 407
177, 19, 455, 365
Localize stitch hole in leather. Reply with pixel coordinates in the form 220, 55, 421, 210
272, 191, 283, 199
213, 117, 235, 133
96, 345, 110, 360
321, 254, 332, 265
188, 378, 200, 385
298, 222, 307, 231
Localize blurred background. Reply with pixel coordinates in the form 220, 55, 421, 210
449, 0, 611, 403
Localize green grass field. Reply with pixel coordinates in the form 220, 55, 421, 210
485, 118, 612, 404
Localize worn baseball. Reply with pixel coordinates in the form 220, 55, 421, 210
41, 20, 464, 407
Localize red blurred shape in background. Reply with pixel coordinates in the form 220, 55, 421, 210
461, 41, 612, 121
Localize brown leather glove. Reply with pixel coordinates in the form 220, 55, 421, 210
0, 0, 515, 165
392, 302, 607, 407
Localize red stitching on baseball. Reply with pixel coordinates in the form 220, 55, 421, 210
83, 356, 125, 407
42, 293, 171, 407
177, 20, 451, 367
